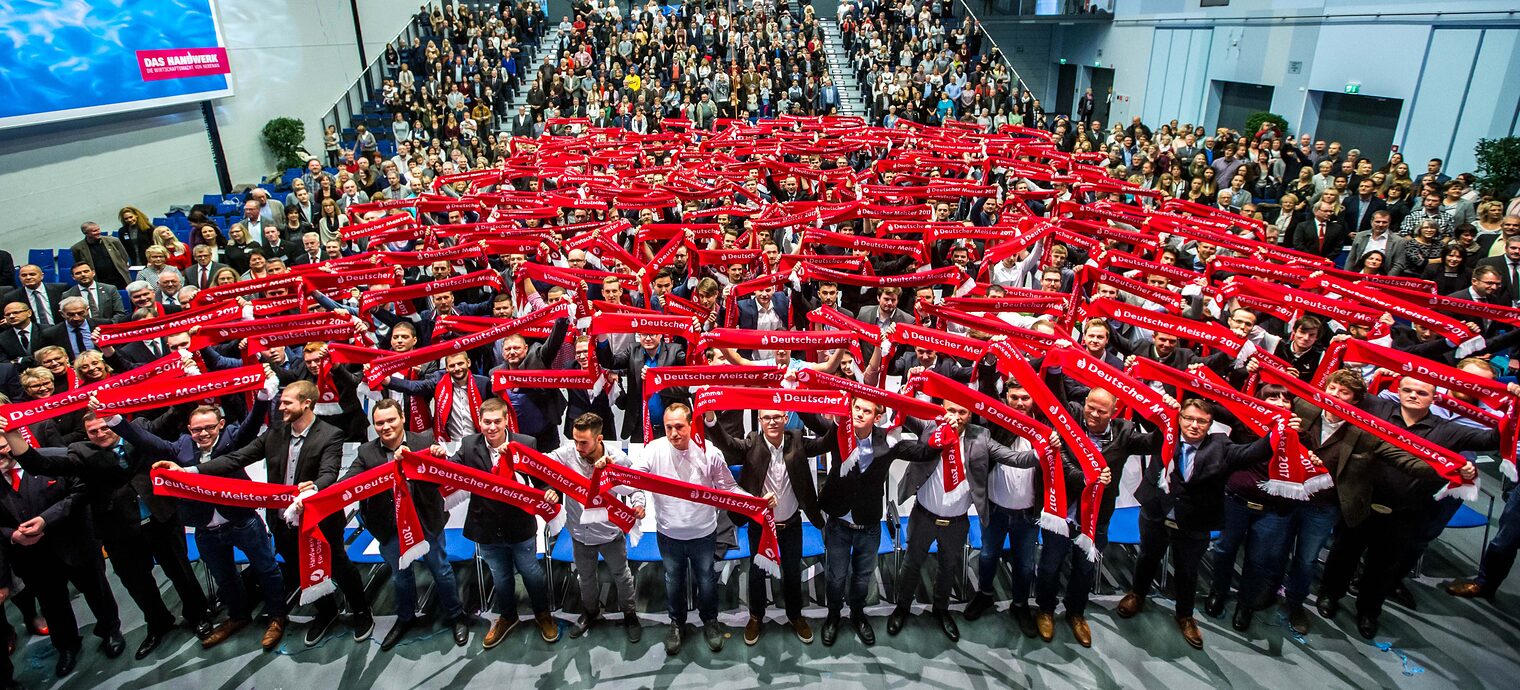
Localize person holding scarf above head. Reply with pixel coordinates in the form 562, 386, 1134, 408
489, 297, 571, 451
449, 398, 559, 650
292, 342, 367, 441
371, 321, 438, 434
383, 351, 496, 449
344, 400, 470, 651
185, 381, 374, 648
633, 403, 759, 656
550, 412, 645, 642
890, 397, 1043, 644
704, 404, 833, 646
1117, 398, 1287, 650
595, 329, 688, 442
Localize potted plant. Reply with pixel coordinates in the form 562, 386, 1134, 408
1474, 136, 1520, 200
261, 117, 307, 172
1244, 112, 1289, 141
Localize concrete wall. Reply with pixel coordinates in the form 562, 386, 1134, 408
983, 0, 1520, 172
0, 0, 425, 252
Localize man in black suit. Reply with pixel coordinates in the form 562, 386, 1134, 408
6, 264, 67, 327
450, 398, 560, 648
287, 231, 328, 267
139, 392, 289, 651
64, 263, 127, 322
1116, 398, 1280, 649
1291, 200, 1352, 260
4, 408, 214, 661
0, 301, 52, 366
1341, 178, 1388, 232
854, 287, 914, 332
889, 400, 1042, 643
258, 226, 300, 264
186, 244, 230, 291
562, 335, 620, 440
345, 400, 469, 650
888, 339, 976, 383
704, 405, 833, 645
803, 400, 940, 646
45, 297, 105, 360
595, 331, 688, 441
0, 435, 118, 677
1475, 235, 1520, 306
192, 380, 375, 647
487, 307, 570, 449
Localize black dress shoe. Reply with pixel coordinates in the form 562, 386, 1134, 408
821, 615, 839, 646
1231, 604, 1251, 632
136, 626, 173, 660
1009, 605, 1038, 638
886, 610, 907, 637
1316, 596, 1340, 620
191, 617, 215, 640
380, 619, 415, 651
1389, 581, 1417, 610
853, 616, 875, 646
55, 647, 80, 677
452, 617, 470, 647
1355, 614, 1379, 640
1204, 591, 1226, 618
101, 631, 126, 659
935, 611, 960, 643
963, 593, 995, 621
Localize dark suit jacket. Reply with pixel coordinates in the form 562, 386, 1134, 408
63, 281, 127, 321
1341, 195, 1387, 232
346, 432, 443, 542
3, 284, 68, 324
1134, 432, 1273, 532
1474, 255, 1520, 304
1293, 399, 1432, 527
0, 464, 95, 568
184, 262, 230, 290
0, 322, 52, 365
802, 414, 939, 524
197, 417, 346, 527
889, 350, 975, 382
1291, 217, 1352, 259
706, 419, 829, 526
70, 236, 132, 286
736, 293, 791, 331
45, 318, 109, 359
110, 399, 269, 528
596, 340, 689, 439
453, 431, 541, 545
899, 418, 1040, 519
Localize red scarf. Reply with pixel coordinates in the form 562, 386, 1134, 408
641, 365, 786, 442
432, 373, 483, 443
358, 269, 505, 314
601, 462, 781, 576
914, 370, 1066, 533
793, 368, 942, 467
988, 341, 1108, 560
365, 301, 572, 387
94, 365, 267, 416
0, 353, 187, 428
189, 312, 349, 350
150, 467, 300, 508
401, 448, 563, 533
295, 462, 425, 604
94, 301, 243, 347
690, 386, 850, 448
1044, 347, 1180, 492
503, 442, 638, 533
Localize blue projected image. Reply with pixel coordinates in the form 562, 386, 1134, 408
0, 0, 234, 128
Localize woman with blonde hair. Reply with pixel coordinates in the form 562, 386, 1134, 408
152, 226, 192, 270
117, 205, 153, 264
137, 245, 183, 286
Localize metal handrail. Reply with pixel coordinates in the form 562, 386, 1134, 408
319, 0, 451, 138
956, 0, 1031, 95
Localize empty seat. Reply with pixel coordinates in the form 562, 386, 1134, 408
27, 248, 54, 268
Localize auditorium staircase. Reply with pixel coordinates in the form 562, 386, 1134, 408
507, 24, 565, 116
815, 16, 869, 120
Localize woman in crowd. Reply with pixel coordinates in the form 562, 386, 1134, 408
152, 226, 192, 270
116, 205, 153, 264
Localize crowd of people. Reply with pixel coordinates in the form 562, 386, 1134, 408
1, 1, 1519, 687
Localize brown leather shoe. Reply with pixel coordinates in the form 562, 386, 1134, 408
1067, 614, 1092, 648
202, 618, 249, 649
536, 613, 560, 643
1116, 592, 1143, 619
1177, 616, 1204, 649
790, 617, 813, 644
260, 617, 286, 652
1034, 611, 1055, 642
483, 617, 517, 649
744, 617, 762, 646
1446, 581, 1493, 600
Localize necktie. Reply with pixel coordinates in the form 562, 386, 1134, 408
148, 339, 161, 357
164, 296, 178, 307
200, 266, 209, 288
84, 287, 97, 316
31, 291, 50, 326
1510, 261, 1519, 300
8, 469, 20, 492
1180, 444, 1195, 482
73, 326, 87, 353
1317, 221, 1325, 251
18, 329, 28, 351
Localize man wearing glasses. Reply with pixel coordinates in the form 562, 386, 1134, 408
705, 407, 834, 646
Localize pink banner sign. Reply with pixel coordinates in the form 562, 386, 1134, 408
136, 48, 230, 81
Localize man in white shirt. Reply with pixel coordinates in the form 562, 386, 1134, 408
553, 413, 645, 642
633, 404, 762, 655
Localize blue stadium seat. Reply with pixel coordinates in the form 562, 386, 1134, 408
442, 528, 476, 562
203, 194, 223, 207
1449, 504, 1487, 528
151, 216, 170, 228
55, 252, 74, 276
172, 226, 191, 243
1107, 507, 1141, 545
800, 523, 825, 558
27, 248, 53, 268
723, 525, 753, 560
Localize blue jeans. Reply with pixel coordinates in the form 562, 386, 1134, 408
1477, 485, 1520, 591
1207, 495, 1255, 597
825, 518, 880, 617
479, 538, 549, 616
657, 532, 718, 625
978, 506, 1039, 604
196, 515, 286, 619
380, 529, 464, 623
1284, 502, 1339, 606
1217, 498, 1296, 607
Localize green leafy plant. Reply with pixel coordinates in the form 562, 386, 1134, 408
1474, 136, 1520, 199
261, 117, 307, 170
1244, 112, 1289, 139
